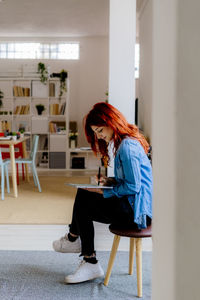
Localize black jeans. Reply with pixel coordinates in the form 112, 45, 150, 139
69, 188, 137, 256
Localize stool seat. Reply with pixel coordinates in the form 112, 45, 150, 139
109, 223, 152, 238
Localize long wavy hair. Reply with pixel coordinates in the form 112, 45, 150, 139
84, 102, 149, 166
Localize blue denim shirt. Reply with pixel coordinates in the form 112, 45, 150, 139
103, 138, 153, 229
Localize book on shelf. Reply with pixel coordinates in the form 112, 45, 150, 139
13, 86, 18, 97
49, 121, 66, 133
50, 103, 60, 115
24, 87, 30, 97
14, 104, 29, 115
13, 86, 30, 97
14, 106, 20, 114
49, 83, 55, 97
59, 102, 66, 115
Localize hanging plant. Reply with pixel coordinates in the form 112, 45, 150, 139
50, 70, 68, 100
59, 69, 68, 99
37, 62, 48, 84
0, 89, 4, 108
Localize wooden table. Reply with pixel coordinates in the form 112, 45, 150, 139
0, 136, 30, 197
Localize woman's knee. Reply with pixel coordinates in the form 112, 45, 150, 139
74, 188, 91, 208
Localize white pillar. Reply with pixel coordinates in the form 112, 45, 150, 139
109, 0, 136, 123
108, 0, 136, 176
151, 0, 177, 299
152, 0, 200, 300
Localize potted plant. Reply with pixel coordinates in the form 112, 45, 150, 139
50, 70, 68, 99
0, 89, 4, 109
36, 104, 45, 115
37, 62, 48, 84
69, 131, 78, 149
12, 131, 17, 141
19, 129, 25, 138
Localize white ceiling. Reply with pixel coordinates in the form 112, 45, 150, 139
0, 0, 143, 37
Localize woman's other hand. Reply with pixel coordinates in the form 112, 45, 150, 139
82, 188, 103, 194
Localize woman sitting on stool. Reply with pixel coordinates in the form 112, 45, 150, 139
53, 102, 153, 284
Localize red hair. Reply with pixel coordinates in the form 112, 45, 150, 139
84, 102, 149, 165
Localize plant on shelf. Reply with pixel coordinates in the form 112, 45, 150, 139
59, 69, 68, 99
0, 89, 4, 108
37, 62, 48, 84
12, 131, 17, 140
50, 69, 68, 99
69, 131, 78, 148
36, 104, 45, 115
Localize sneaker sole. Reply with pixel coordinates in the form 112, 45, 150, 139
52, 246, 81, 253
64, 271, 104, 284
52, 242, 81, 253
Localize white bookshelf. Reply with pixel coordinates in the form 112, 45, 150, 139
0, 77, 70, 169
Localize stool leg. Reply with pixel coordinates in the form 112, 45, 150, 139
136, 238, 142, 298
129, 238, 135, 275
104, 235, 121, 286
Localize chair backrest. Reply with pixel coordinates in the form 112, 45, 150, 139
30, 135, 39, 162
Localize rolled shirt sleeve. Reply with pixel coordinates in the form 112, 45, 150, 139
103, 140, 141, 198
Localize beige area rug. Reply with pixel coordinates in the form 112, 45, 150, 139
0, 176, 90, 224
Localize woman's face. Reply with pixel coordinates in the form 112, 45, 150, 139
91, 125, 114, 143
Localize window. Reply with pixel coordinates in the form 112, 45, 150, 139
0, 42, 79, 60
135, 44, 140, 79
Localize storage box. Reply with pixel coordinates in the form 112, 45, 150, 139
50, 134, 66, 152
71, 157, 85, 169
49, 152, 66, 169
32, 117, 48, 134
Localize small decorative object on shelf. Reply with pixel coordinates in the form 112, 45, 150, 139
37, 62, 49, 84
36, 104, 45, 115
0, 89, 4, 108
69, 131, 78, 148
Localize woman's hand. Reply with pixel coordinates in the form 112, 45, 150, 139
93, 175, 117, 187
94, 175, 107, 185
82, 188, 103, 194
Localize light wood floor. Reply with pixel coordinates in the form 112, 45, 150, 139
0, 170, 152, 251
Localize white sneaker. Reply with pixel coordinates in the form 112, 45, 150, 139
65, 260, 104, 284
52, 234, 81, 253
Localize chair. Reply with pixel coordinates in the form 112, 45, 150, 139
13, 135, 41, 192
0, 149, 10, 200
104, 223, 152, 298
0, 143, 25, 185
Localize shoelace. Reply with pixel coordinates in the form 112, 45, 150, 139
75, 260, 86, 273
60, 234, 68, 242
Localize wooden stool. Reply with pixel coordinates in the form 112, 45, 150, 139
104, 223, 152, 298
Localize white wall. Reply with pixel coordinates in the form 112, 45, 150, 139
138, 0, 153, 139
150, 0, 200, 299
0, 36, 109, 146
